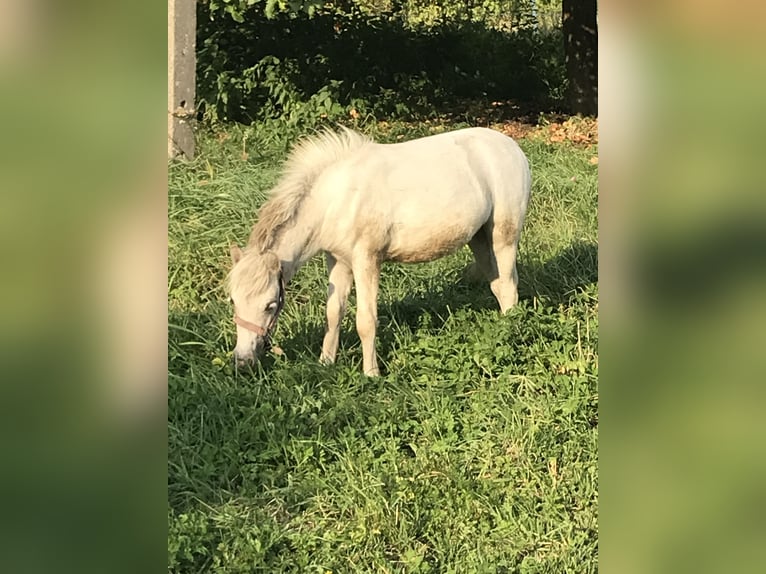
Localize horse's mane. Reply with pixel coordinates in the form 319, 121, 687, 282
248, 127, 372, 251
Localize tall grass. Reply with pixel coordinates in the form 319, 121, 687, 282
168, 122, 598, 572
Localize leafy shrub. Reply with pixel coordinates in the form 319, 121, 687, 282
196, 0, 567, 124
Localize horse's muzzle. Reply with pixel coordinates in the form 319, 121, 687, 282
233, 337, 268, 368
233, 353, 254, 369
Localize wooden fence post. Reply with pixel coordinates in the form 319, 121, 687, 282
168, 0, 196, 159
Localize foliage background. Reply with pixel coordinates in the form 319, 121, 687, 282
197, 0, 566, 124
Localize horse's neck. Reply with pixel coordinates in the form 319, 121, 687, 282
272, 209, 319, 281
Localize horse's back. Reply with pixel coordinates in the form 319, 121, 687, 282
436, 127, 530, 202
313, 128, 530, 262
353, 127, 528, 194
372, 127, 530, 222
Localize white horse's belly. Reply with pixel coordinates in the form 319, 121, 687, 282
384, 223, 477, 263
383, 199, 487, 263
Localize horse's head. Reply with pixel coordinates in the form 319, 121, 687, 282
227, 245, 285, 368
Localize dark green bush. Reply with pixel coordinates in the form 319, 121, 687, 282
196, 1, 566, 124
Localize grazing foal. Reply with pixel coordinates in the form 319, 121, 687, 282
227, 127, 531, 376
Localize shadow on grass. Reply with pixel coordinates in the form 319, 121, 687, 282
168, 312, 222, 364
168, 241, 597, 377
520, 240, 598, 304
380, 240, 598, 327
167, 241, 598, 514
338, 240, 597, 366
269, 240, 598, 368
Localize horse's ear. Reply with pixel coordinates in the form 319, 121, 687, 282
263, 251, 281, 274
230, 244, 243, 265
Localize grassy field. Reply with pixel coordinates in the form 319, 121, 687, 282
168, 120, 598, 573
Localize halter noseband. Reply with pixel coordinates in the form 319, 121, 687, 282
233, 271, 286, 348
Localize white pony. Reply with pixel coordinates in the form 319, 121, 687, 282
227, 127, 531, 376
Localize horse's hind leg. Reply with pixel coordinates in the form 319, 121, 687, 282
321, 253, 353, 365
488, 221, 521, 313
491, 244, 519, 313
470, 222, 520, 313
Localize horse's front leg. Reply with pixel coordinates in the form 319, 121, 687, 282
321, 253, 353, 365
351, 255, 381, 377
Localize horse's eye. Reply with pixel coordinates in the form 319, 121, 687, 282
265, 301, 278, 312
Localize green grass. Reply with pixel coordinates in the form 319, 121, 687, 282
168, 122, 598, 573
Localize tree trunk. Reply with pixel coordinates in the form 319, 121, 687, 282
563, 0, 598, 116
